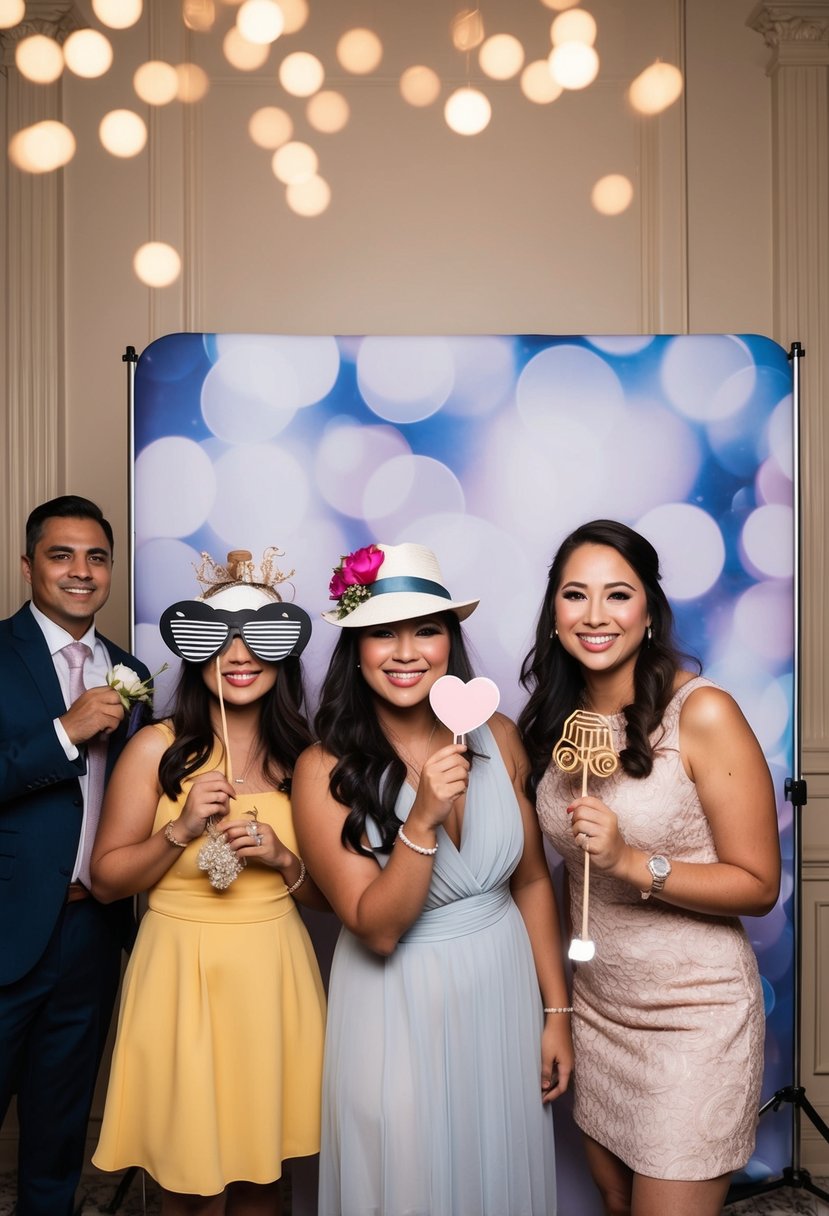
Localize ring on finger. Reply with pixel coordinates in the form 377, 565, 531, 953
577, 831, 589, 850
246, 822, 258, 838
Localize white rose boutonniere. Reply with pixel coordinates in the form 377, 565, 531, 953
107, 663, 167, 711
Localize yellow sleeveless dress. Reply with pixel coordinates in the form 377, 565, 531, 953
93, 727, 326, 1195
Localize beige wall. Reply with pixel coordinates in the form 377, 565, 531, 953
2, 0, 828, 1178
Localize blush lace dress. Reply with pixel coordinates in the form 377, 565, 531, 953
536, 678, 765, 1180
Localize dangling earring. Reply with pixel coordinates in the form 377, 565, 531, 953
550, 627, 558, 640
646, 625, 653, 644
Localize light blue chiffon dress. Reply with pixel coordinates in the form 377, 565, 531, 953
319, 724, 557, 1216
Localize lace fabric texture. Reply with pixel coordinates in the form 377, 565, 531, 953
537, 677, 765, 1180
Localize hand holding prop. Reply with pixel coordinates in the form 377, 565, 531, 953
197, 655, 244, 890
553, 709, 619, 962
429, 675, 500, 744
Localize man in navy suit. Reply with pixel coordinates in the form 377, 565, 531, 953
0, 495, 150, 1216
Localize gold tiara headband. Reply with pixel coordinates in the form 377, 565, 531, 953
194, 546, 296, 598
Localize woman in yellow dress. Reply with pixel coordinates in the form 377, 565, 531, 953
91, 550, 326, 1216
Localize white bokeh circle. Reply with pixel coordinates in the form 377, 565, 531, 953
661, 335, 755, 421
135, 438, 216, 540
516, 344, 625, 442
443, 336, 516, 417
741, 505, 793, 578
636, 503, 725, 599
732, 581, 793, 664
315, 418, 410, 516
201, 344, 300, 442
135, 537, 205, 624
362, 455, 465, 533
357, 337, 455, 423
214, 334, 339, 408
209, 444, 311, 552
767, 395, 793, 480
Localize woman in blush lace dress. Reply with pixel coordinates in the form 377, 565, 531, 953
519, 519, 781, 1216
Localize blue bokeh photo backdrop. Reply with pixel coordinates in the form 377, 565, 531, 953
133, 332, 794, 1206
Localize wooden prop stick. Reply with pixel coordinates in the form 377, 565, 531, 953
552, 709, 619, 962
215, 654, 233, 784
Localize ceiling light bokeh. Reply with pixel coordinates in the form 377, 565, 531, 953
223, 25, 270, 69
92, 0, 143, 29
63, 29, 114, 78
236, 0, 284, 45
444, 86, 491, 136
591, 173, 634, 215
628, 61, 684, 115
182, 0, 216, 33
306, 90, 350, 133
520, 59, 563, 104
176, 63, 210, 101
550, 8, 597, 47
134, 60, 179, 105
99, 109, 148, 157
9, 120, 76, 172
249, 105, 293, 148
15, 35, 64, 84
278, 0, 309, 34
549, 41, 599, 89
0, 0, 24, 29
278, 50, 324, 96
336, 28, 383, 74
271, 139, 318, 184
479, 33, 524, 81
134, 241, 182, 287
400, 64, 442, 107
451, 8, 485, 52
286, 173, 331, 216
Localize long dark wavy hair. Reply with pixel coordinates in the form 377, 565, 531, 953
315, 612, 477, 857
157, 656, 313, 799
518, 519, 698, 795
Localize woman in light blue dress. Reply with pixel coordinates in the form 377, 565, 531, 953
293, 542, 572, 1216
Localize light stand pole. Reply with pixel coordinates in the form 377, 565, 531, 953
725, 342, 829, 1207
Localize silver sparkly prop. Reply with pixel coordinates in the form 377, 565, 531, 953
197, 818, 244, 890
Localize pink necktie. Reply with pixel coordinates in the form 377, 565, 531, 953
61, 641, 108, 889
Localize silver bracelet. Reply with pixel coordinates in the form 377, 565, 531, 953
543, 1006, 574, 1014
164, 820, 187, 849
397, 826, 438, 856
285, 858, 307, 895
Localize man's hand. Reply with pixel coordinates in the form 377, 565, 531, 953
60, 687, 126, 744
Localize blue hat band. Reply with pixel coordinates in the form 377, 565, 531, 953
368, 576, 452, 600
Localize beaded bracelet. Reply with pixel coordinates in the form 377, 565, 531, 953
285, 858, 307, 895
164, 820, 187, 848
397, 826, 438, 856
543, 1006, 574, 1014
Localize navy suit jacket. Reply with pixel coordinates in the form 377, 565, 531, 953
0, 604, 150, 985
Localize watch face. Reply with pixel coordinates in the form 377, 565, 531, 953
649, 855, 671, 879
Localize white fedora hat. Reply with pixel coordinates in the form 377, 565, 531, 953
322, 542, 479, 628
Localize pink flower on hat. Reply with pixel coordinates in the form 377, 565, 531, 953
329, 544, 385, 616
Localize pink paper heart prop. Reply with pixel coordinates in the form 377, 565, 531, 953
429, 676, 500, 738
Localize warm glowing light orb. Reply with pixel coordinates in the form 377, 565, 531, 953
520, 59, 563, 104
92, 0, 143, 29
451, 8, 484, 51
63, 29, 113, 78
237, 0, 284, 44
182, 0, 216, 32
99, 109, 148, 157
400, 64, 441, 107
550, 8, 597, 46
248, 105, 293, 149
0, 0, 25, 30
306, 90, 350, 133
628, 62, 684, 115
548, 41, 599, 89
286, 174, 331, 216
479, 34, 524, 81
278, 0, 308, 33
134, 242, 182, 288
176, 63, 210, 102
591, 173, 634, 215
134, 60, 179, 105
279, 51, 324, 96
9, 121, 76, 173
336, 28, 383, 74
223, 26, 270, 69
444, 87, 491, 136
271, 140, 318, 185
15, 35, 64, 84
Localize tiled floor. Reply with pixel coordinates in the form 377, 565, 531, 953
1, 1168, 828, 1214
